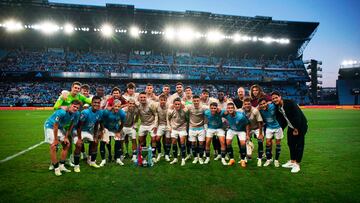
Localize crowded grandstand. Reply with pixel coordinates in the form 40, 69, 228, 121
0, 1, 318, 106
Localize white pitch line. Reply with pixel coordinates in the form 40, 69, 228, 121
0, 141, 45, 163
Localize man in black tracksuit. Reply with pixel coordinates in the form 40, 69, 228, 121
271, 91, 308, 173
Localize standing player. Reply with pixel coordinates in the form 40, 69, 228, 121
271, 91, 308, 173
186, 95, 207, 164
183, 86, 193, 105
145, 83, 158, 102
138, 92, 158, 160
44, 100, 81, 176
168, 82, 185, 104
167, 98, 188, 166
54, 81, 92, 110
99, 99, 126, 167
242, 97, 264, 166
155, 94, 169, 162
122, 99, 140, 161
204, 102, 227, 165
223, 103, 250, 167
123, 82, 139, 103
73, 96, 104, 172
258, 98, 283, 167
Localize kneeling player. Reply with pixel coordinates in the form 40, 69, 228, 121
204, 102, 227, 165
100, 99, 126, 166
73, 96, 104, 172
223, 103, 250, 167
44, 100, 81, 176
167, 98, 188, 166
258, 98, 283, 167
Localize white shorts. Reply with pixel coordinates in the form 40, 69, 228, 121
44, 128, 65, 144
189, 128, 205, 142
266, 128, 284, 140
73, 131, 94, 144
250, 129, 261, 138
138, 125, 155, 137
103, 128, 121, 143
206, 128, 225, 138
227, 129, 246, 141
157, 125, 170, 138
122, 127, 137, 140
170, 129, 188, 139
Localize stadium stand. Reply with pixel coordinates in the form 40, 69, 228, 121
337, 67, 360, 105
0, 1, 319, 107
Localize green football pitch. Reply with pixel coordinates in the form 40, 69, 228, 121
0, 109, 359, 202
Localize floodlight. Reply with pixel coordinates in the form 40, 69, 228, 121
64, 23, 74, 34
101, 24, 113, 37
129, 26, 140, 38
164, 27, 175, 41
206, 30, 224, 43
3, 19, 23, 32
177, 27, 195, 42
39, 21, 59, 35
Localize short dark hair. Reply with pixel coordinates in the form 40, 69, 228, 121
163, 84, 170, 88
72, 81, 81, 87
127, 82, 136, 89
243, 97, 251, 103
92, 96, 101, 102
258, 97, 267, 104
159, 94, 167, 100
185, 86, 192, 90
193, 95, 200, 99
139, 91, 147, 95
210, 102, 218, 107
202, 89, 209, 94
176, 82, 183, 87
173, 97, 182, 103
271, 91, 281, 97
146, 83, 153, 87
71, 100, 82, 106
111, 87, 121, 94
81, 84, 90, 90
227, 102, 235, 107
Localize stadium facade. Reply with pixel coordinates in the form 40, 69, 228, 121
0, 0, 319, 106
337, 66, 360, 105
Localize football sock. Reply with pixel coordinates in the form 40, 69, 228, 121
74, 154, 80, 165
100, 141, 106, 160
181, 144, 186, 158
266, 145, 272, 160
114, 140, 121, 159
258, 140, 264, 159
275, 144, 281, 160
156, 141, 162, 154
240, 144, 246, 160
226, 145, 234, 159
172, 144, 178, 158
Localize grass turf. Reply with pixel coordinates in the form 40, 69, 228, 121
0, 109, 359, 202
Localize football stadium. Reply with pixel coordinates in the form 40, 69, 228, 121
0, 0, 359, 202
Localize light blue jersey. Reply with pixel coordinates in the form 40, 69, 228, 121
102, 109, 126, 132
259, 103, 280, 129
223, 111, 249, 131
79, 107, 103, 132
44, 109, 79, 130
204, 109, 225, 129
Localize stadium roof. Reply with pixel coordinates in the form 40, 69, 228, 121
0, 0, 319, 58
338, 67, 360, 80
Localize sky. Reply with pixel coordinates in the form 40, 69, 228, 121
51, 0, 360, 87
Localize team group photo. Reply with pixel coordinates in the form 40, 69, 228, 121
0, 0, 359, 202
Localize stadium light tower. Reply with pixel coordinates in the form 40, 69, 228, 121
101, 24, 114, 37
63, 23, 74, 35
3, 19, 23, 32
129, 26, 140, 38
